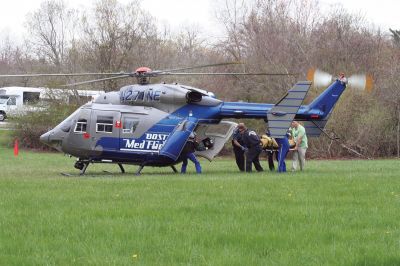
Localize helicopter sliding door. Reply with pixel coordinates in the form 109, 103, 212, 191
159, 117, 198, 160
90, 110, 121, 152
194, 121, 237, 161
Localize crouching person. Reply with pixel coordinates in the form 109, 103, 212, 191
238, 123, 263, 173
260, 130, 279, 171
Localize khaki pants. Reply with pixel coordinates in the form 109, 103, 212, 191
292, 147, 307, 171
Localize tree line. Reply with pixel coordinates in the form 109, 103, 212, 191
2, 0, 400, 158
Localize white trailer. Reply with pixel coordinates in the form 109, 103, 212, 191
0, 87, 103, 121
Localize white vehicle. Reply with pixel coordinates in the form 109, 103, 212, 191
0, 87, 103, 121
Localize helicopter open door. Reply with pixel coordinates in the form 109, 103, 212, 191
194, 121, 237, 161
160, 117, 198, 161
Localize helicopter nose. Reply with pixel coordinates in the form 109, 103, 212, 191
40, 130, 64, 152
40, 131, 51, 145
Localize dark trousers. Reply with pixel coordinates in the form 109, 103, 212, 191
233, 145, 245, 171
245, 146, 263, 172
266, 150, 276, 171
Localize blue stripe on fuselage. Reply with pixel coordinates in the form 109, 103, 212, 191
93, 103, 222, 165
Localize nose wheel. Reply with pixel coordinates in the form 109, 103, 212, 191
74, 160, 90, 175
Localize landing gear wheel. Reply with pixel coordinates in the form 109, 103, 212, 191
74, 160, 90, 175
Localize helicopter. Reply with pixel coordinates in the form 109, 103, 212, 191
1, 64, 372, 175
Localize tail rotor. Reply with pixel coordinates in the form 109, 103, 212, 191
307, 68, 373, 92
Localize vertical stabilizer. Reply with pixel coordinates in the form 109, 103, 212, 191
267, 81, 311, 138
307, 79, 346, 118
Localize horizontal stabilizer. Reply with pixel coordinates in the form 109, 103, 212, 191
301, 118, 329, 137
267, 81, 311, 138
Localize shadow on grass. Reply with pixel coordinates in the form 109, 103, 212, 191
58, 165, 249, 177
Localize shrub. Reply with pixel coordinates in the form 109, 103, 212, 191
12, 102, 79, 149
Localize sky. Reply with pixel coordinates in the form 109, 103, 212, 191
0, 0, 399, 43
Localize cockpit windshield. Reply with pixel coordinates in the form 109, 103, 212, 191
0, 96, 9, 104
55, 108, 82, 132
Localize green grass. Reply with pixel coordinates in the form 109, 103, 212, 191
0, 130, 13, 147
1, 148, 400, 265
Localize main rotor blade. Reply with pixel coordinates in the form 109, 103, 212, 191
62, 75, 130, 87
0, 73, 126, 78
159, 62, 242, 73
158, 72, 298, 76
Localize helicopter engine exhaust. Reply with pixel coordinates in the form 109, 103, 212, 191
186, 91, 202, 103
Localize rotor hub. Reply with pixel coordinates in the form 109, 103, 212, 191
339, 73, 347, 84
135, 67, 152, 74
135, 67, 152, 84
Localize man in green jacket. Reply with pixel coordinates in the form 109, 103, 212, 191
290, 121, 308, 171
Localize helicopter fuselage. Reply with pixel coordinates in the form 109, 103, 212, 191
40, 79, 347, 171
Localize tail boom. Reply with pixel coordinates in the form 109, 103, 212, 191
218, 79, 346, 137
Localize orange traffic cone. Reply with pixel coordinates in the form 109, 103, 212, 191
14, 139, 19, 156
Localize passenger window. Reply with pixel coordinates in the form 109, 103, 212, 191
96, 116, 113, 133
122, 117, 139, 133
74, 119, 87, 133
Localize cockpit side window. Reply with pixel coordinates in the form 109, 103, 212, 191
96, 116, 113, 133
74, 119, 87, 133
122, 117, 139, 134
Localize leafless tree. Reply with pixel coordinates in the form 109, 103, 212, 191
25, 0, 77, 71
2, 0, 400, 157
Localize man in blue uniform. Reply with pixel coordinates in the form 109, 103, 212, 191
238, 123, 263, 173
181, 132, 202, 174
232, 123, 246, 171
275, 133, 290, 173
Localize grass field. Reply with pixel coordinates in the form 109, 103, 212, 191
1, 146, 400, 265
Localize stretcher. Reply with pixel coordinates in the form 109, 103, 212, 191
260, 134, 296, 150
